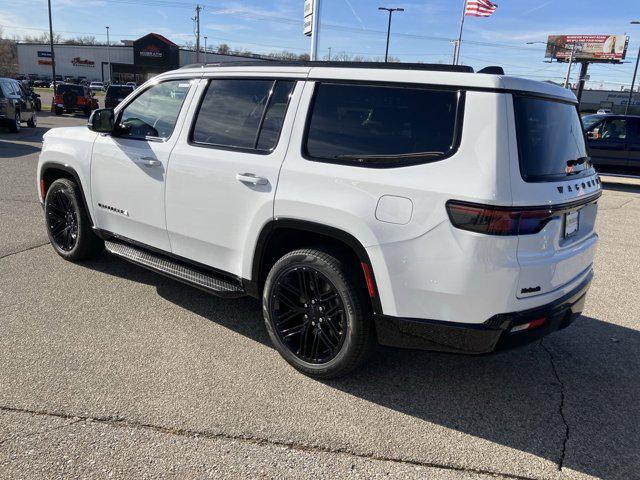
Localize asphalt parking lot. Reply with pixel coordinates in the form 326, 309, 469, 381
1, 112, 639, 480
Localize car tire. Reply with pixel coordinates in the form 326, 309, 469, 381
54, 106, 63, 116
8, 112, 20, 133
263, 248, 375, 379
27, 111, 37, 128
44, 178, 104, 261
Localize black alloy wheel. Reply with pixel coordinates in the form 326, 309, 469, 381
44, 178, 103, 261
263, 248, 375, 379
46, 187, 79, 251
271, 266, 347, 364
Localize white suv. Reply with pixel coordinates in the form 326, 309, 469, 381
37, 62, 601, 378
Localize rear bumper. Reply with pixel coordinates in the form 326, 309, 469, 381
374, 270, 592, 354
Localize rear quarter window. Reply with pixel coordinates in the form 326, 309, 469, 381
304, 82, 463, 167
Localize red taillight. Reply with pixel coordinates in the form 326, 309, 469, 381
40, 179, 46, 200
446, 201, 554, 236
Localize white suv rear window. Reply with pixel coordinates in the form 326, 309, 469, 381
514, 95, 591, 182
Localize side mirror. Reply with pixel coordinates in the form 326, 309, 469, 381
88, 108, 115, 133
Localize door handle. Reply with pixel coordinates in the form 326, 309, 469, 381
236, 173, 268, 185
137, 156, 162, 167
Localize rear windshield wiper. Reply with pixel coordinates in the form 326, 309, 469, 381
334, 151, 445, 164
566, 156, 590, 167
566, 156, 591, 174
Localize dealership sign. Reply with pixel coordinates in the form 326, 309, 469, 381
38, 59, 53, 65
545, 35, 629, 63
304, 0, 314, 36
71, 57, 95, 67
37, 51, 52, 58
140, 44, 163, 58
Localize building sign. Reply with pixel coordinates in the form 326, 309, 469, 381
139, 44, 163, 58
545, 35, 629, 63
304, 0, 314, 36
71, 57, 95, 67
38, 59, 53, 65
37, 51, 52, 58
133, 33, 179, 69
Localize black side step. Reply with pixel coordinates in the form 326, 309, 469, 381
104, 240, 245, 298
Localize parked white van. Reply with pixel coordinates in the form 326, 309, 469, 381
37, 62, 601, 378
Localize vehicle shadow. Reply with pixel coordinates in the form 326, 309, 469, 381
83, 252, 639, 480
601, 179, 640, 194
0, 135, 45, 157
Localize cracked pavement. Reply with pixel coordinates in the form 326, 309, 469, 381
1, 113, 639, 479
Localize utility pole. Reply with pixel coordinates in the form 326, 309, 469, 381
327, 47, 331, 61
378, 7, 404, 63
47, 0, 56, 92
563, 43, 576, 89
576, 61, 589, 105
626, 46, 640, 114
310, 0, 322, 60
194, 5, 202, 63
626, 21, 640, 114
105, 26, 111, 84
204, 36, 208, 63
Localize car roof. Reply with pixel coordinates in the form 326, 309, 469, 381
165, 61, 577, 103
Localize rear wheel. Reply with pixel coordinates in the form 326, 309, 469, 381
44, 178, 103, 261
8, 112, 20, 133
263, 248, 375, 379
54, 106, 63, 116
27, 111, 37, 128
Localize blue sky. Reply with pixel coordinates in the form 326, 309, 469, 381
1, 0, 639, 90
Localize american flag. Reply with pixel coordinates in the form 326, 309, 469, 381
465, 0, 498, 17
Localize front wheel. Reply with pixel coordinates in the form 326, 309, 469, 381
44, 178, 103, 261
263, 248, 375, 379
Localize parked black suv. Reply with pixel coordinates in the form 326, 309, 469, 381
0, 77, 37, 133
104, 84, 135, 109
583, 114, 640, 175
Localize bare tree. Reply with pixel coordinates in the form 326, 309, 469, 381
216, 43, 230, 55
0, 27, 19, 77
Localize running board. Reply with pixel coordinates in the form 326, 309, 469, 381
104, 240, 245, 297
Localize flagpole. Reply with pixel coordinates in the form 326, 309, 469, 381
453, 0, 467, 65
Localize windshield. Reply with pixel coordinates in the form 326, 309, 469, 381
107, 86, 133, 98
514, 96, 591, 182
57, 84, 84, 95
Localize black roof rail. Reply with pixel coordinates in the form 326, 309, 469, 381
181, 60, 475, 73
478, 66, 505, 75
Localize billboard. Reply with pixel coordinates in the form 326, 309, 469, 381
545, 35, 629, 63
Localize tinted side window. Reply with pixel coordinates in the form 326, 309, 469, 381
305, 83, 461, 167
588, 118, 627, 142
119, 80, 191, 139
192, 79, 295, 151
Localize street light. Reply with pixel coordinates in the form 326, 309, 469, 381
105, 26, 111, 84
378, 7, 404, 62
626, 21, 640, 114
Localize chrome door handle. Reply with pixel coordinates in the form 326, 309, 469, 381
138, 157, 162, 167
236, 173, 268, 185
